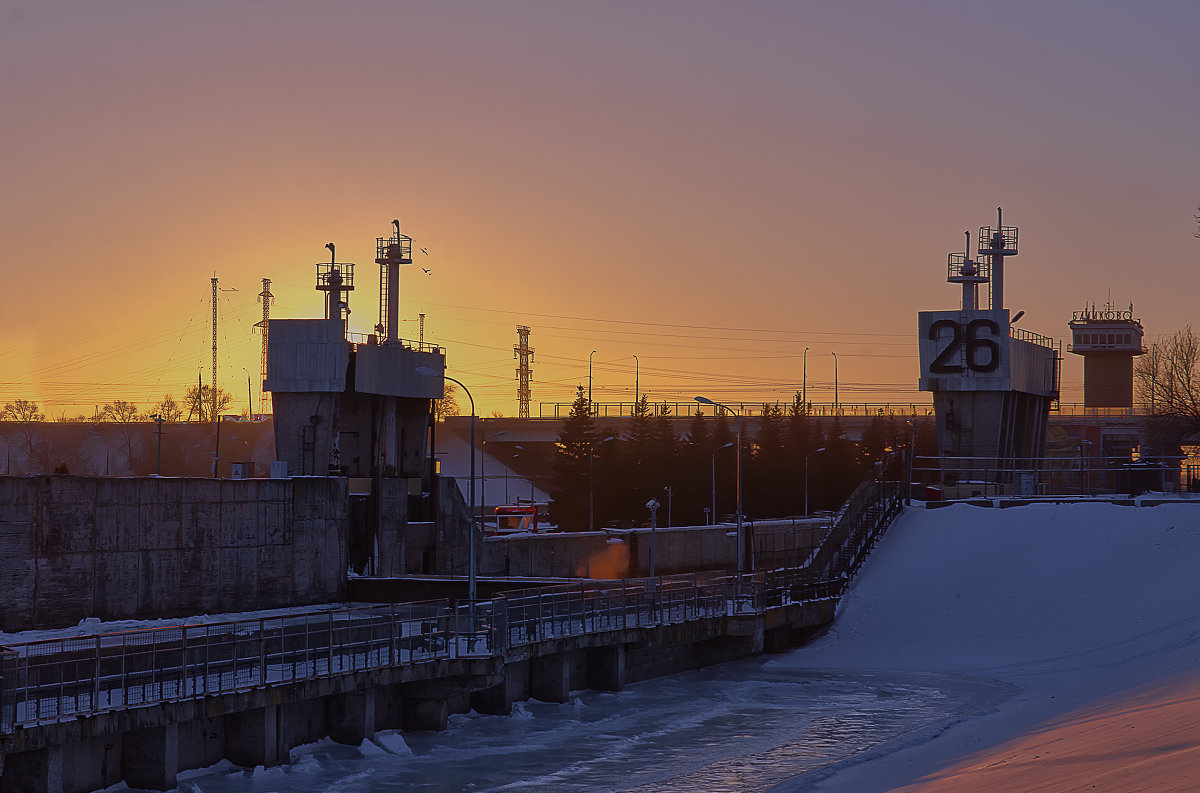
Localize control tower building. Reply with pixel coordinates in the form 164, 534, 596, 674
1067, 302, 1145, 411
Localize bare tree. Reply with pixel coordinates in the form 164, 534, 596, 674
184, 385, 234, 423
152, 395, 184, 423
100, 400, 142, 471
1135, 325, 1200, 446
433, 380, 461, 421
2, 400, 44, 472
100, 401, 140, 423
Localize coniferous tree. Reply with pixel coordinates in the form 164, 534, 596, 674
750, 402, 787, 518
548, 386, 595, 530
786, 393, 818, 514
711, 408, 735, 521
682, 410, 713, 525
650, 405, 678, 524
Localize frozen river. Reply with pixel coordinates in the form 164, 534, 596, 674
176, 502, 1200, 792
178, 656, 1011, 793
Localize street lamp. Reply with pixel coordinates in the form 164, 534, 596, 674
88, 430, 111, 476
418, 366, 478, 605
803, 347, 809, 409
589, 435, 615, 531
805, 447, 827, 517
712, 442, 734, 525
695, 396, 744, 573
831, 352, 839, 415
482, 429, 508, 519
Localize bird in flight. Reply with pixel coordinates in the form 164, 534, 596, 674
422, 268, 432, 275
420, 247, 429, 255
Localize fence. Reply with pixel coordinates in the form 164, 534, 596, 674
913, 455, 1196, 498
0, 479, 905, 734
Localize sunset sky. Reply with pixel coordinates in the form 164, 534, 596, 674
3, 1, 1197, 418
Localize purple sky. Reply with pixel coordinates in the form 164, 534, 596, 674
2, 1, 1197, 415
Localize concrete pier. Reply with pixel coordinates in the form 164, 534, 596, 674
224, 705, 280, 769
327, 690, 376, 746
529, 653, 572, 703
121, 724, 178, 791
586, 644, 626, 691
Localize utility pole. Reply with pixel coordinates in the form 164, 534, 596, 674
150, 413, 165, 475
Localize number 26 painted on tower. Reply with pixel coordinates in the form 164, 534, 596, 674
928, 319, 1001, 373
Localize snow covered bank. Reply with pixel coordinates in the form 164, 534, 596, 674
772, 502, 1200, 792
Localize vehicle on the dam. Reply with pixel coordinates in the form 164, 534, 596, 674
491, 504, 540, 534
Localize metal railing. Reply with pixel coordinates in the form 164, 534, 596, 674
912, 455, 1198, 498
539, 401, 937, 419
0, 480, 905, 734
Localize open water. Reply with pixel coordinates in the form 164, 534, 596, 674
176, 654, 1012, 793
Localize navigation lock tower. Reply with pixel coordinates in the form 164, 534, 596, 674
919, 209, 1061, 495
316, 243, 355, 322
979, 207, 1018, 311
946, 230, 990, 311
375, 219, 413, 344
1068, 301, 1145, 410
265, 221, 447, 575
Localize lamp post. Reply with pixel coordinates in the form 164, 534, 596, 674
803, 347, 809, 409
695, 396, 743, 573
0, 436, 12, 474
712, 441, 733, 525
482, 429, 508, 520
418, 366, 477, 605
831, 352, 839, 415
88, 430, 111, 476
589, 435, 615, 531
589, 350, 597, 416
805, 447, 827, 517
646, 497, 660, 578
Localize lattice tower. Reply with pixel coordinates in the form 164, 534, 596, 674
211, 276, 219, 424
254, 278, 273, 417
515, 325, 534, 418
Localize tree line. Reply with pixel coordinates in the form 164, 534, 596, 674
0, 386, 238, 426
549, 386, 931, 531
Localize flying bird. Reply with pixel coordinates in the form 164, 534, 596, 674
420, 248, 429, 255
422, 268, 432, 275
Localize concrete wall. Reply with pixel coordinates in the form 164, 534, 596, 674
480, 532, 612, 578
0, 475, 347, 631
478, 519, 829, 580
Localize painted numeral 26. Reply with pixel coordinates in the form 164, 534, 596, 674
928, 319, 1001, 374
